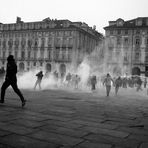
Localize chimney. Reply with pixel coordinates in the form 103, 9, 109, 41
16, 17, 21, 23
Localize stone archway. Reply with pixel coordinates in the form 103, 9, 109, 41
59, 63, 66, 78
46, 63, 52, 72
19, 62, 25, 71
132, 67, 141, 76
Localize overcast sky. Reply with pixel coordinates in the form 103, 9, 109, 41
0, 0, 148, 34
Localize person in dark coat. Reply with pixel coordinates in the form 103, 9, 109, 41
34, 71, 44, 90
0, 55, 26, 107
90, 75, 97, 91
114, 76, 122, 95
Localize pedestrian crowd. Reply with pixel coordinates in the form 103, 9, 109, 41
0, 55, 148, 107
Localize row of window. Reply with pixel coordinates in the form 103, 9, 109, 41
2, 50, 72, 60
0, 31, 74, 38
0, 21, 70, 31
109, 37, 148, 46
0, 37, 73, 49
109, 30, 148, 36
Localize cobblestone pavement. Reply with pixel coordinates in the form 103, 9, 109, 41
0, 88, 148, 148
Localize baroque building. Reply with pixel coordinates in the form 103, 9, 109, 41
0, 17, 103, 75
104, 17, 148, 76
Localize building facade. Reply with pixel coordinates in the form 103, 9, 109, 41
104, 17, 148, 76
0, 17, 103, 75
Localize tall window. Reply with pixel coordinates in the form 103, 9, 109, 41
117, 30, 121, 35
28, 51, 31, 59
55, 47, 60, 59
68, 47, 72, 61
15, 38, 19, 49
21, 38, 26, 49
48, 37, 52, 47
62, 47, 66, 60
34, 38, 38, 49
28, 39, 32, 48
125, 30, 128, 35
15, 51, 17, 59
3, 51, 5, 58
110, 30, 113, 35
21, 51, 25, 59
124, 38, 129, 45
68, 38, 73, 46
136, 30, 140, 34
48, 51, 51, 59
124, 53, 128, 62
3, 40, 6, 48
8, 39, 13, 49
135, 52, 140, 60
40, 51, 44, 59
135, 38, 140, 46
117, 37, 121, 45
41, 38, 45, 49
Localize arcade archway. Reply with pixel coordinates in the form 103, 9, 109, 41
19, 62, 25, 71
59, 63, 66, 78
46, 63, 52, 72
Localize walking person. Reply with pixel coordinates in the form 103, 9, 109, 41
136, 76, 142, 92
114, 76, 122, 95
0, 55, 26, 107
90, 75, 97, 92
144, 77, 147, 88
103, 73, 114, 97
34, 71, 44, 90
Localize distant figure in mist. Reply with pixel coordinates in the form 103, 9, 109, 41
0, 55, 26, 107
114, 76, 122, 95
73, 74, 80, 89
144, 78, 147, 88
103, 73, 114, 97
34, 71, 44, 90
90, 75, 97, 91
66, 73, 72, 86
136, 77, 142, 92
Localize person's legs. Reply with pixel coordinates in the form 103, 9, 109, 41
106, 86, 109, 96
106, 86, 111, 96
11, 81, 25, 103
34, 80, 38, 90
115, 86, 119, 95
0, 80, 10, 102
108, 86, 111, 96
38, 80, 42, 90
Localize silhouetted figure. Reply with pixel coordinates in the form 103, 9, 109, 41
114, 76, 122, 95
144, 78, 147, 88
90, 75, 97, 91
73, 74, 80, 89
103, 73, 114, 97
34, 71, 44, 90
0, 55, 26, 107
66, 73, 72, 86
136, 77, 142, 91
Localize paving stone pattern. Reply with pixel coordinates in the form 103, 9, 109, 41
0, 88, 148, 148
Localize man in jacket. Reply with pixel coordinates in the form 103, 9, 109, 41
0, 55, 26, 107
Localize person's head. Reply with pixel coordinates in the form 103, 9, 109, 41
7, 55, 15, 62
107, 73, 110, 77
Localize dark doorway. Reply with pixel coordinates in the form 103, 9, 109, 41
46, 63, 52, 72
59, 64, 66, 78
19, 62, 25, 71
